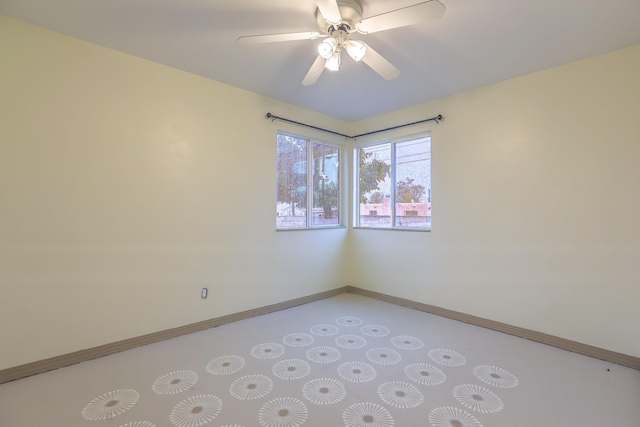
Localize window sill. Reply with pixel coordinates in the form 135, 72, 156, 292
276, 225, 347, 232
352, 226, 431, 232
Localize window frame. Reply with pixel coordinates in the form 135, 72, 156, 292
353, 133, 432, 232
276, 131, 344, 231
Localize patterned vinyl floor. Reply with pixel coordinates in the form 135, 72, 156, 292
1, 293, 639, 426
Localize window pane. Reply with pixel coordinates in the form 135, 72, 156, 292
394, 137, 431, 229
312, 144, 340, 226
276, 134, 307, 229
358, 143, 391, 228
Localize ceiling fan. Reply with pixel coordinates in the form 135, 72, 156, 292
237, 0, 445, 85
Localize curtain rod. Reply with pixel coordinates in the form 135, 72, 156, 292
265, 112, 443, 140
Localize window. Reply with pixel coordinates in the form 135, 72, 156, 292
355, 135, 431, 230
276, 133, 341, 229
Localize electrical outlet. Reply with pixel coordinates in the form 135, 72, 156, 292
201, 288, 208, 299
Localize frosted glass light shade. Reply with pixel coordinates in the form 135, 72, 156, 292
345, 39, 367, 62
318, 37, 338, 59
325, 51, 341, 71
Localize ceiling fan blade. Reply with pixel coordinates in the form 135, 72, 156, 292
316, 0, 342, 25
357, 0, 445, 34
302, 55, 326, 86
362, 44, 400, 80
237, 31, 320, 44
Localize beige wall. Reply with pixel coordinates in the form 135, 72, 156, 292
0, 16, 349, 370
348, 44, 640, 358
1, 15, 638, 371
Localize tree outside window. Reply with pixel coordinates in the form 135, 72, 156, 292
356, 136, 431, 230
277, 133, 340, 229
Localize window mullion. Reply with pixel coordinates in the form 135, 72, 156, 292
306, 139, 313, 228
353, 149, 359, 227
390, 142, 397, 227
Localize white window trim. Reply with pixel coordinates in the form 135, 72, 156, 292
276, 131, 345, 231
353, 132, 432, 232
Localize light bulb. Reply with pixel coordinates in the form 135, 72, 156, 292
325, 50, 341, 71
345, 39, 367, 62
318, 37, 338, 59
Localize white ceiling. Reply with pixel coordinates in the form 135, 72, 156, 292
2, 0, 640, 121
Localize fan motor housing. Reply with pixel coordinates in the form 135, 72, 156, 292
316, 0, 363, 34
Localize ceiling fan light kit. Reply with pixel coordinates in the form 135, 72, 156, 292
345, 39, 366, 62
318, 36, 338, 59
318, 26, 366, 71
238, 0, 445, 85
325, 50, 342, 71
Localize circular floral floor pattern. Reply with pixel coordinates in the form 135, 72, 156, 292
152, 370, 198, 395
360, 325, 390, 337
283, 333, 315, 347
258, 397, 308, 427
391, 335, 424, 350
81, 389, 140, 421
366, 347, 402, 365
404, 363, 447, 386
428, 349, 467, 367
428, 406, 483, 427
335, 334, 367, 349
251, 343, 286, 360
206, 355, 245, 375
310, 324, 339, 336
272, 359, 311, 380
169, 394, 222, 427
472, 365, 519, 388
336, 316, 363, 327
453, 384, 504, 413
306, 345, 342, 364
302, 378, 347, 405
229, 374, 273, 400
337, 361, 378, 383
377, 381, 424, 409
343, 402, 395, 427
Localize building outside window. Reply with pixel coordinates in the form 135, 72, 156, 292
276, 133, 341, 229
355, 135, 431, 230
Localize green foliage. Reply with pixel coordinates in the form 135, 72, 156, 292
396, 177, 425, 203
318, 181, 338, 208
277, 134, 307, 214
318, 181, 338, 219
368, 191, 384, 204
359, 149, 390, 203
